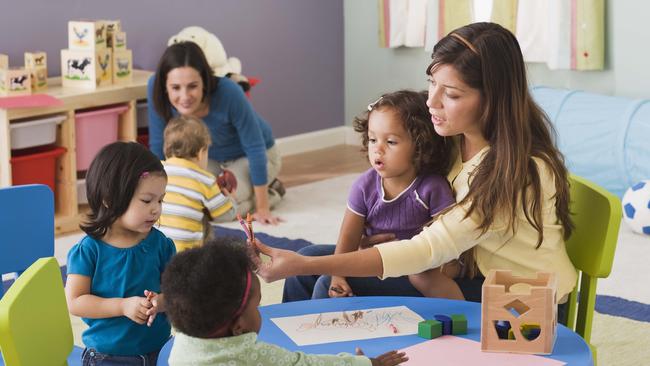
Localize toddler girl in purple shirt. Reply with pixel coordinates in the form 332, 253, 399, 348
323, 90, 463, 300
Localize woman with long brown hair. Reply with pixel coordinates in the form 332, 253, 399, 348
256, 23, 577, 312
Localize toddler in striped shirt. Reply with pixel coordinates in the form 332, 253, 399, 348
158, 115, 237, 251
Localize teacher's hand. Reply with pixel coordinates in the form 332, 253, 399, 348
253, 239, 301, 282
253, 208, 283, 226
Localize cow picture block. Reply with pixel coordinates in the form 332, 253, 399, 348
61, 49, 112, 89
0, 67, 32, 96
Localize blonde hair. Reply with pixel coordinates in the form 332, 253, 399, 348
163, 115, 212, 159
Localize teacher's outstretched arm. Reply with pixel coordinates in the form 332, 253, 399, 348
254, 240, 384, 283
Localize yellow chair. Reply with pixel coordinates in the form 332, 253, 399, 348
0, 257, 79, 366
565, 174, 622, 361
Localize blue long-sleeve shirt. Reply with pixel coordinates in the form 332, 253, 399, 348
147, 76, 275, 186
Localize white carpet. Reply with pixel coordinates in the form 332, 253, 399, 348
217, 174, 356, 245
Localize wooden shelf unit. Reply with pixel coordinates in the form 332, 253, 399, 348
0, 69, 152, 235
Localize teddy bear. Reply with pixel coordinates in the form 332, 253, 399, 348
167, 26, 250, 92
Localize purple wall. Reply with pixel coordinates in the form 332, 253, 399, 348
0, 0, 344, 138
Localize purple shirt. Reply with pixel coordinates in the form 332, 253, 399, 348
348, 168, 454, 240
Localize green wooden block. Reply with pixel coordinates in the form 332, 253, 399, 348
451, 314, 467, 335
418, 319, 442, 339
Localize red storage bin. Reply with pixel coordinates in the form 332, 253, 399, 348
75, 104, 128, 171
10, 145, 66, 192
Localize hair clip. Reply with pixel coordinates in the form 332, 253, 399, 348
367, 96, 383, 111
140, 171, 150, 178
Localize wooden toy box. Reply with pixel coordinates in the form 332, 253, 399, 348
481, 270, 557, 355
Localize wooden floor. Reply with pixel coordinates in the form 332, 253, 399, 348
277, 145, 369, 188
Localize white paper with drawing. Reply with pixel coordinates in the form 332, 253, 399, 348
271, 306, 424, 346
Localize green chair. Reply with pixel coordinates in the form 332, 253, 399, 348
0, 257, 78, 366
565, 174, 622, 361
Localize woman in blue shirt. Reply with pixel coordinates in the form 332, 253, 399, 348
148, 42, 283, 225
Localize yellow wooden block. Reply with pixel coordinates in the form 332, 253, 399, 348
28, 66, 48, 91
68, 20, 106, 51
0, 53, 9, 69
110, 31, 127, 50
112, 49, 132, 85
0, 67, 31, 96
25, 51, 47, 69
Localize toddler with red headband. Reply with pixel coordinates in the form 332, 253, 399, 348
162, 237, 408, 366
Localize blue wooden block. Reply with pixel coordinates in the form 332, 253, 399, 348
434, 314, 452, 335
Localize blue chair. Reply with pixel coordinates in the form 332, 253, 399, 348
0, 184, 54, 298
0, 185, 82, 365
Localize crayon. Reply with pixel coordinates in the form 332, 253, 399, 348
246, 212, 255, 241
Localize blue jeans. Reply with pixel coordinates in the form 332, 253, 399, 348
82, 348, 159, 366
283, 245, 423, 302
282, 245, 487, 303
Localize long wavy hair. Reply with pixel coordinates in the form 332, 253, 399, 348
428, 22, 573, 248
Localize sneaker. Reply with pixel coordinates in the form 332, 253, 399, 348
269, 178, 286, 198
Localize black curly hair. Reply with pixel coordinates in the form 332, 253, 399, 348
353, 90, 452, 176
162, 237, 254, 338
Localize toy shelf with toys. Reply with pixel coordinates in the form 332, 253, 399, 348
0, 68, 152, 235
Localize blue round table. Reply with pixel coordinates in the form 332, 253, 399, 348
158, 296, 593, 365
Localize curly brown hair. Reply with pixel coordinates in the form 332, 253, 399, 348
353, 90, 451, 176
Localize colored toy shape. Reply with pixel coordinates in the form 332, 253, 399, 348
434, 314, 452, 335
418, 320, 442, 339
451, 314, 468, 335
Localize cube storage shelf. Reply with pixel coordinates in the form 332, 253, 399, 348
0, 69, 152, 235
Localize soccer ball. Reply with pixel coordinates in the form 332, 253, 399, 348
622, 180, 650, 235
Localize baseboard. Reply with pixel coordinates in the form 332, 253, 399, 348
276, 126, 361, 156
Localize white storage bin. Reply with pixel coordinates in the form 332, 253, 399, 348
136, 100, 149, 128
10, 115, 66, 150
77, 179, 88, 204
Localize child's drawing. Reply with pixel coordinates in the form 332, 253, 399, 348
271, 305, 424, 346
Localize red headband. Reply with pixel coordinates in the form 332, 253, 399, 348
206, 270, 253, 338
